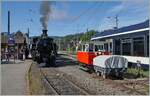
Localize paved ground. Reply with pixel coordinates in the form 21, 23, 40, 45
1, 59, 32, 95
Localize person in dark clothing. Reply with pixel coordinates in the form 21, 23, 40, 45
25, 47, 29, 59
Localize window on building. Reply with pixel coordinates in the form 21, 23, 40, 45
94, 45, 103, 51
121, 38, 132, 56
95, 45, 99, 51
104, 43, 108, 51
122, 43, 131, 56
82, 45, 85, 51
89, 44, 93, 52
147, 36, 149, 57
109, 42, 112, 52
77, 44, 82, 51
115, 40, 121, 55
133, 37, 144, 56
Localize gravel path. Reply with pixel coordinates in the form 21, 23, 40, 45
1, 60, 32, 95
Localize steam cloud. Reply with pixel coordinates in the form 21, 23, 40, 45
40, 1, 52, 30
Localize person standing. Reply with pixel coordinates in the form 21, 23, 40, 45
5, 47, 9, 62
25, 46, 29, 59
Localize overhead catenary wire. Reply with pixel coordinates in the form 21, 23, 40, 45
69, 2, 99, 24
82, 2, 104, 31
57, 2, 101, 36
74, 2, 104, 42
74, 3, 104, 43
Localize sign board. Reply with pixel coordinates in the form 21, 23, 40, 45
8, 38, 15, 46
121, 39, 132, 43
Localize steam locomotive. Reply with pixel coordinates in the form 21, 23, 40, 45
31, 29, 58, 67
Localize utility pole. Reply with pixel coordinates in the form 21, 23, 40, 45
115, 15, 119, 29
27, 28, 30, 49
8, 11, 10, 35
86, 28, 88, 41
28, 28, 30, 37
59, 38, 61, 51
107, 15, 119, 29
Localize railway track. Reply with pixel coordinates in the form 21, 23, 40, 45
39, 67, 89, 95
37, 53, 148, 95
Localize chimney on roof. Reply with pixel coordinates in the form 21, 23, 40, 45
8, 11, 10, 36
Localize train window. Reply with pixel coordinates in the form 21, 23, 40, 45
133, 37, 144, 56
94, 45, 103, 51
95, 45, 98, 51
147, 36, 149, 57
104, 43, 108, 51
109, 42, 112, 52
100, 45, 103, 50
89, 44, 93, 52
115, 39, 121, 55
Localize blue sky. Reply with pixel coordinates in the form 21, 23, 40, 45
1, 0, 149, 36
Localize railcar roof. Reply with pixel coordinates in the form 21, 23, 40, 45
91, 20, 149, 40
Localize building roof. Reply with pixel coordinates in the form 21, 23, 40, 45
1, 32, 8, 44
1, 31, 25, 44
14, 31, 25, 44
91, 20, 149, 40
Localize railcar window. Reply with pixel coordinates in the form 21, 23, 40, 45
104, 43, 108, 51
95, 45, 103, 51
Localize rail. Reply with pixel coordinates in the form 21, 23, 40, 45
39, 67, 89, 95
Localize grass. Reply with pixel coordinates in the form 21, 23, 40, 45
126, 67, 149, 78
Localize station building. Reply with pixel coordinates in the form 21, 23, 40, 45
91, 20, 149, 57
1, 31, 30, 59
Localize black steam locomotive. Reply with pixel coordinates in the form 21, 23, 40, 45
31, 30, 58, 67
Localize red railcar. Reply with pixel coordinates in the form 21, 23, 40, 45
77, 41, 111, 69
77, 51, 96, 65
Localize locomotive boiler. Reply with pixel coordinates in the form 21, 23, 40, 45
31, 29, 58, 67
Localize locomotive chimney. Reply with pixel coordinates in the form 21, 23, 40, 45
42, 29, 48, 36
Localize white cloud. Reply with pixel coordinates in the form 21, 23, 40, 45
98, 0, 149, 31
49, 3, 69, 21
108, 0, 149, 15
50, 8, 68, 21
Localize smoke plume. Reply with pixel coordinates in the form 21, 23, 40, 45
40, 1, 52, 30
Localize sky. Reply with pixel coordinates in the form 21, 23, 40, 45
1, 0, 149, 36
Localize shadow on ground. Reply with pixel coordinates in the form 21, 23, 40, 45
55, 55, 78, 67
1, 60, 24, 64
